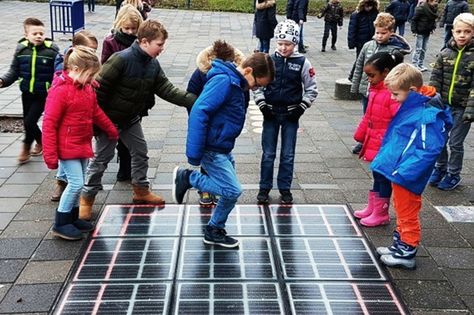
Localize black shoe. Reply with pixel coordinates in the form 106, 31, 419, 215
172, 166, 192, 204
203, 225, 240, 248
331, 45, 337, 50
352, 143, 363, 154
257, 188, 270, 203
280, 190, 293, 204
321, 47, 326, 52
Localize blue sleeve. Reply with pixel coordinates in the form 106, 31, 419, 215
347, 13, 357, 49
186, 69, 206, 96
186, 75, 231, 165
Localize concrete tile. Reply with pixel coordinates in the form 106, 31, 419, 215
31, 239, 84, 261
0, 260, 27, 283
5, 172, 47, 184
427, 247, 474, 269
16, 260, 73, 284
0, 238, 41, 259
15, 162, 49, 173
0, 184, 39, 198
0, 158, 19, 167
13, 203, 55, 221
443, 270, 474, 296
0, 213, 15, 230
0, 198, 28, 213
461, 296, 474, 313
388, 257, 447, 281
422, 228, 471, 248
411, 310, 470, 315
329, 167, 370, 179
452, 223, 474, 245
0, 283, 61, 313
0, 167, 16, 179
0, 221, 52, 239
0, 283, 11, 303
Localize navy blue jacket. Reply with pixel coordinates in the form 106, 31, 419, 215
286, 0, 308, 22
186, 60, 248, 165
385, 0, 410, 23
347, 10, 378, 49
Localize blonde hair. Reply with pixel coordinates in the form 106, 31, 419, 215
385, 63, 423, 91
374, 12, 395, 31
122, 0, 143, 11
453, 13, 474, 29
72, 30, 98, 49
64, 46, 101, 84
137, 19, 168, 42
113, 4, 143, 31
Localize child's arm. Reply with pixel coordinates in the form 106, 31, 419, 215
350, 44, 368, 94
288, 59, 318, 122
101, 36, 114, 64
318, 5, 328, 18
154, 68, 197, 111
354, 111, 369, 143
0, 45, 22, 88
428, 54, 444, 93
463, 81, 474, 122
337, 6, 344, 26
92, 96, 119, 140
254, 87, 273, 120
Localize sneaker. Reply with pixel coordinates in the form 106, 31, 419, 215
419, 66, 428, 72
428, 167, 446, 186
203, 225, 240, 248
331, 45, 337, 51
380, 240, 417, 270
257, 189, 270, 203
352, 143, 363, 154
437, 173, 462, 191
199, 191, 214, 206
172, 166, 192, 204
376, 231, 400, 256
280, 190, 293, 204
321, 47, 326, 52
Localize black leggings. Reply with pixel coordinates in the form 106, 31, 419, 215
21, 92, 45, 146
372, 171, 392, 198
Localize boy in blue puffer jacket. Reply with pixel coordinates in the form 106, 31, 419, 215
372, 63, 452, 270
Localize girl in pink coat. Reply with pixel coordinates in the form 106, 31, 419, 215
353, 51, 403, 227
42, 46, 118, 240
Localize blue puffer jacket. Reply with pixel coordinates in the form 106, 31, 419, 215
385, 0, 410, 23
186, 59, 247, 165
371, 90, 452, 195
347, 10, 378, 49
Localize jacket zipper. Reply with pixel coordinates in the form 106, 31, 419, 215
448, 46, 465, 105
29, 46, 37, 93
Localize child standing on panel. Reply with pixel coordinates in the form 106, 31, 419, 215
42, 47, 118, 240
318, 0, 344, 52
373, 63, 452, 269
172, 53, 275, 248
428, 13, 474, 190
255, 20, 318, 204
353, 51, 403, 227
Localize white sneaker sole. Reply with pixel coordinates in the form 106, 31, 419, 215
203, 238, 240, 248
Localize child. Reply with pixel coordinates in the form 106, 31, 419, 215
172, 52, 275, 248
318, 0, 344, 52
102, 4, 144, 182
122, 0, 150, 20
255, 19, 318, 204
79, 19, 196, 220
372, 63, 452, 269
42, 46, 118, 240
286, 0, 309, 53
186, 40, 247, 206
410, 0, 439, 72
350, 12, 411, 154
428, 13, 474, 190
254, 0, 278, 53
353, 51, 404, 227
51, 30, 99, 203
0, 18, 59, 164
439, 0, 469, 48
385, 0, 410, 36
347, 0, 379, 81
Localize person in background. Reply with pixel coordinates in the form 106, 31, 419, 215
254, 0, 278, 53
286, 0, 309, 53
439, 0, 469, 48
318, 0, 344, 52
385, 0, 410, 36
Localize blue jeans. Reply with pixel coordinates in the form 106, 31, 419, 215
259, 113, 299, 190
435, 106, 471, 175
58, 159, 88, 213
395, 21, 405, 36
444, 25, 453, 48
56, 161, 67, 182
189, 151, 242, 229
412, 34, 430, 68
259, 38, 270, 53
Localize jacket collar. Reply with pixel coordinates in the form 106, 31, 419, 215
131, 41, 153, 62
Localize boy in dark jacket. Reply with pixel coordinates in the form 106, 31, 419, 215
385, 0, 410, 35
439, 0, 470, 47
286, 0, 309, 53
373, 63, 452, 269
429, 13, 474, 190
0, 18, 59, 164
411, 0, 439, 71
79, 19, 196, 220
318, 0, 344, 52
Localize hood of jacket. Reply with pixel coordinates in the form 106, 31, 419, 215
386, 34, 412, 54
196, 46, 245, 74
206, 59, 247, 89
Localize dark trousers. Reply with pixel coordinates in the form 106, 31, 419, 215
21, 92, 45, 146
322, 22, 338, 48
116, 139, 132, 176
373, 171, 392, 198
443, 25, 453, 49
87, 0, 95, 12
348, 44, 363, 81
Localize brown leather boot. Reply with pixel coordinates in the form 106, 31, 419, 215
79, 195, 95, 220
51, 180, 67, 202
30, 143, 43, 156
17, 144, 31, 164
132, 185, 165, 205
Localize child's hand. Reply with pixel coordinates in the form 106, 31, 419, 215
258, 101, 274, 120
288, 104, 306, 122
0, 79, 3, 88
46, 162, 58, 170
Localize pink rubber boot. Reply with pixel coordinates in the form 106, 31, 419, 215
354, 191, 378, 219
360, 196, 390, 227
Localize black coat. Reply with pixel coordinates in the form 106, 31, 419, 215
255, 0, 278, 40
411, 2, 438, 35
286, 0, 308, 22
347, 9, 378, 49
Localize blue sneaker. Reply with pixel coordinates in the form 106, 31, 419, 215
376, 231, 400, 256
437, 173, 462, 191
380, 240, 417, 270
203, 225, 240, 248
428, 167, 446, 186
172, 167, 193, 204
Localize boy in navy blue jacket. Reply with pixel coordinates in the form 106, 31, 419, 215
255, 19, 318, 204
372, 63, 452, 269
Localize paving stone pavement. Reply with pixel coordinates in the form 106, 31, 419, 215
0, 0, 473, 314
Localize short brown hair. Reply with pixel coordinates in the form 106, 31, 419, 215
241, 52, 275, 82
23, 17, 44, 32
385, 63, 423, 91
374, 13, 395, 31
137, 19, 168, 42
72, 30, 98, 48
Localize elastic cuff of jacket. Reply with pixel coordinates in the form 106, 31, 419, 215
300, 102, 310, 110
188, 159, 200, 166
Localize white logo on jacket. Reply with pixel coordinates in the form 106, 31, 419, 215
288, 62, 301, 71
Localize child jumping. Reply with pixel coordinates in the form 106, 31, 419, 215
353, 51, 403, 227
42, 46, 118, 240
429, 13, 474, 190
373, 63, 452, 269
172, 52, 275, 248
0, 18, 59, 164
318, 0, 344, 52
255, 19, 318, 204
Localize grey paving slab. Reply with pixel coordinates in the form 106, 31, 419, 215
427, 247, 474, 269
461, 296, 474, 313
442, 270, 474, 297
16, 260, 73, 284
0, 168, 15, 179
31, 239, 85, 261
387, 257, 447, 281
0, 213, 15, 230
0, 185, 38, 198
13, 203, 55, 221
0, 198, 28, 213
0, 284, 11, 304
5, 172, 47, 185
0, 239, 41, 259
0, 260, 27, 283
0, 221, 51, 239
0, 283, 61, 313
15, 162, 49, 173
